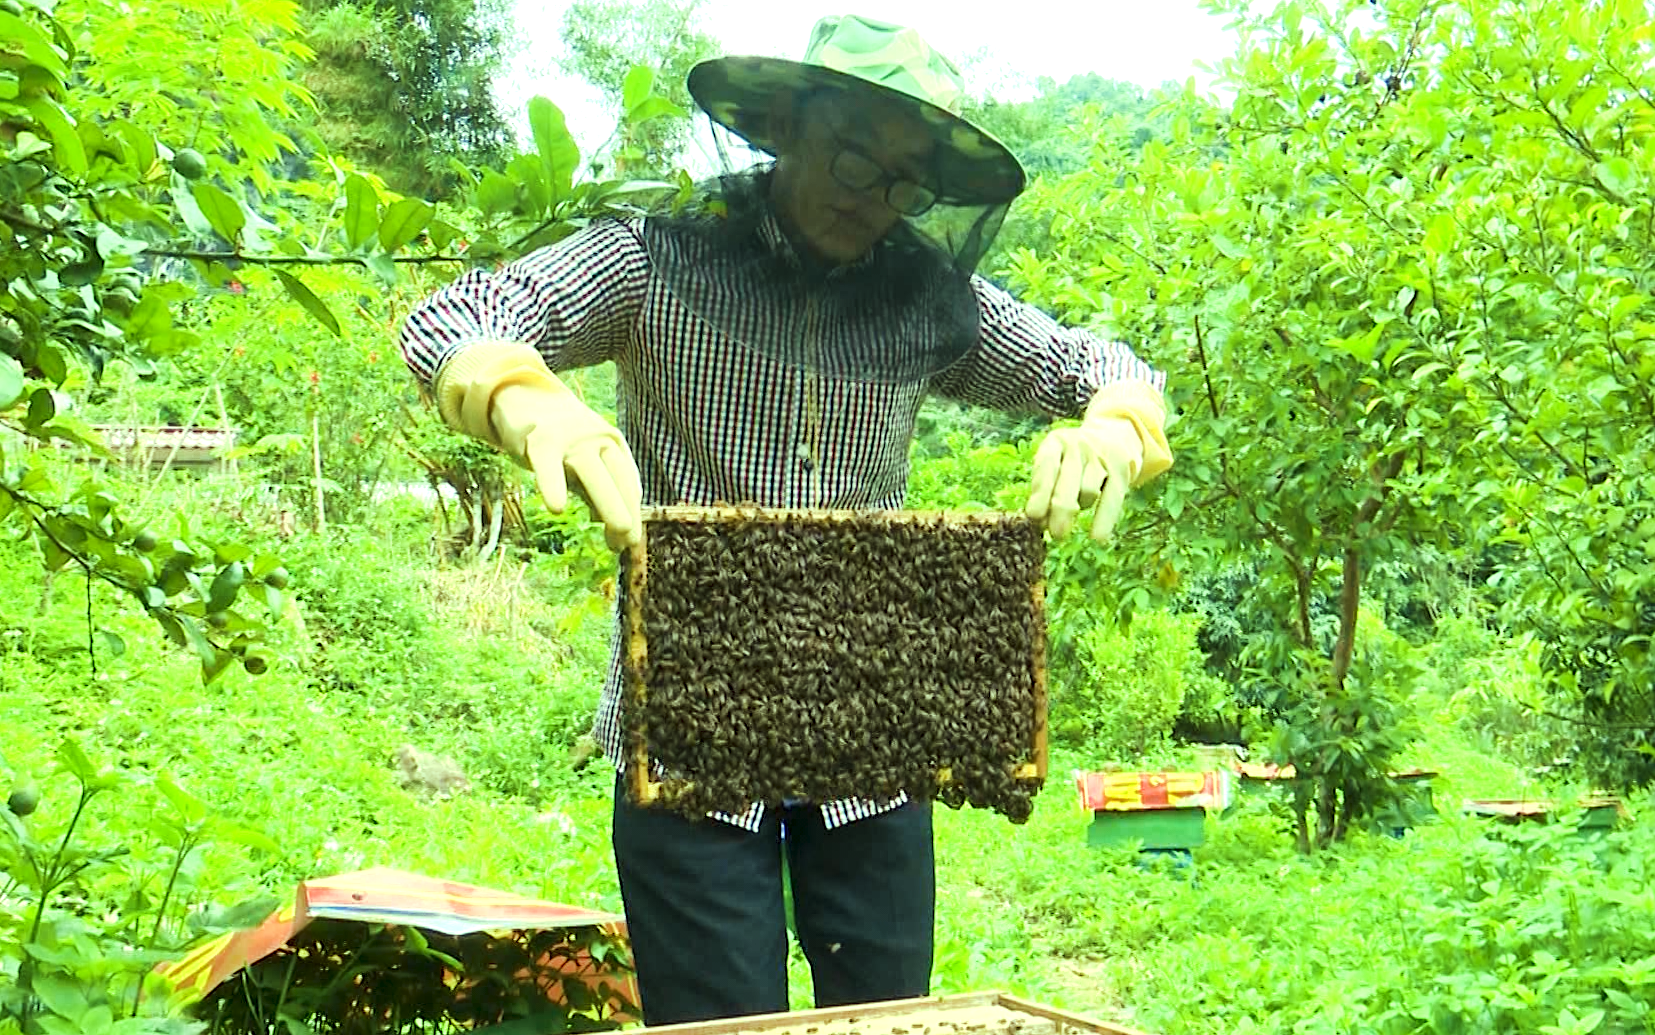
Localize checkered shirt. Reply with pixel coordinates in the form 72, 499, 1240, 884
398, 214, 1165, 831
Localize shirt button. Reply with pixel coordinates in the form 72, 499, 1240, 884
794, 442, 813, 463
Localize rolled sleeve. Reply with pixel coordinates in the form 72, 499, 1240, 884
934, 276, 1167, 420
397, 217, 650, 388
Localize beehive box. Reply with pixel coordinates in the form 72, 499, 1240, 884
1075, 771, 1228, 852
1462, 796, 1628, 831
621, 507, 1048, 821
634, 992, 1154, 1035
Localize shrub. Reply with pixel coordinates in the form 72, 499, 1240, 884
1419, 609, 1565, 769
1052, 610, 1217, 760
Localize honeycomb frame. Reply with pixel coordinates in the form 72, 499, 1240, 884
620, 505, 1048, 820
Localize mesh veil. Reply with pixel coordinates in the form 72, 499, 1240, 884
639, 129, 1012, 385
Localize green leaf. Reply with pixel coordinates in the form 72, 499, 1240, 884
528, 95, 580, 199
0, 13, 68, 77
30, 973, 87, 1021
176, 614, 216, 667
10, 129, 52, 158
207, 561, 245, 612
113, 120, 158, 176
621, 64, 656, 112
156, 610, 188, 647
377, 197, 434, 252
203, 646, 236, 683
508, 154, 551, 217
273, 271, 342, 336
0, 356, 24, 409
342, 173, 378, 251
55, 737, 99, 781
158, 773, 209, 825
25, 97, 85, 175
95, 225, 148, 259
1609, 292, 1647, 324
427, 220, 460, 251
364, 253, 398, 286
214, 823, 282, 856
213, 543, 254, 565
1567, 83, 1610, 131
96, 629, 126, 658
0, 805, 27, 847
626, 96, 687, 124
79, 1005, 114, 1035
170, 185, 215, 238
1422, 212, 1456, 257
60, 256, 103, 286
192, 894, 282, 933
26, 387, 57, 429
190, 182, 247, 244
476, 169, 520, 217
1593, 157, 1638, 198
1338, 324, 1383, 364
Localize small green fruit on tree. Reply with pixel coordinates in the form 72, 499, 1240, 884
7, 784, 41, 817
171, 147, 208, 180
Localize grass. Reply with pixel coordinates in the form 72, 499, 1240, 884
3, 484, 1652, 1035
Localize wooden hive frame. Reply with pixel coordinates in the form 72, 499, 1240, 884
622, 505, 1048, 809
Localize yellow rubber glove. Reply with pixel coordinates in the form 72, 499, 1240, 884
1026, 380, 1173, 542
435, 341, 643, 550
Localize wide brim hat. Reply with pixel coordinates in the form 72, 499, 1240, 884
687, 15, 1027, 208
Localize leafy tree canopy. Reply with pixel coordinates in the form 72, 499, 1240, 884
296, 0, 517, 197
1007, 0, 1655, 824
555, 0, 717, 174
963, 72, 1170, 178
0, 0, 685, 682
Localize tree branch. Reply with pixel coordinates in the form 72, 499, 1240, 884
0, 207, 56, 237
143, 248, 468, 267
1192, 314, 1222, 420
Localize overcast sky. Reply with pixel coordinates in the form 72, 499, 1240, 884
498, 0, 1241, 159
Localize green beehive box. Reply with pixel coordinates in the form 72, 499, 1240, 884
1086, 808, 1207, 851
1075, 771, 1226, 852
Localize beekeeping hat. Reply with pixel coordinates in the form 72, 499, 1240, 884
686, 14, 1026, 207
643, 16, 1024, 386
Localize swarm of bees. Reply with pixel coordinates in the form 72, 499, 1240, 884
621, 508, 1047, 823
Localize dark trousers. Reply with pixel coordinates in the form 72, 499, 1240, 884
612, 777, 935, 1026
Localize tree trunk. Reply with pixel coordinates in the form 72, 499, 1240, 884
429, 473, 450, 537
1292, 779, 1313, 854
476, 494, 505, 563
1331, 548, 1361, 689
1316, 774, 1338, 849
467, 497, 485, 552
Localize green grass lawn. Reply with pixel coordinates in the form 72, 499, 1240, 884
3, 530, 1652, 1035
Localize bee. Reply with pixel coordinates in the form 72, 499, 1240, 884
632, 510, 1049, 820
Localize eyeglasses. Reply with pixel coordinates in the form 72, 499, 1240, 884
828, 145, 938, 217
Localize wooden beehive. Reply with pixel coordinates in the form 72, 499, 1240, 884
621, 506, 1048, 821
633, 992, 1155, 1035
